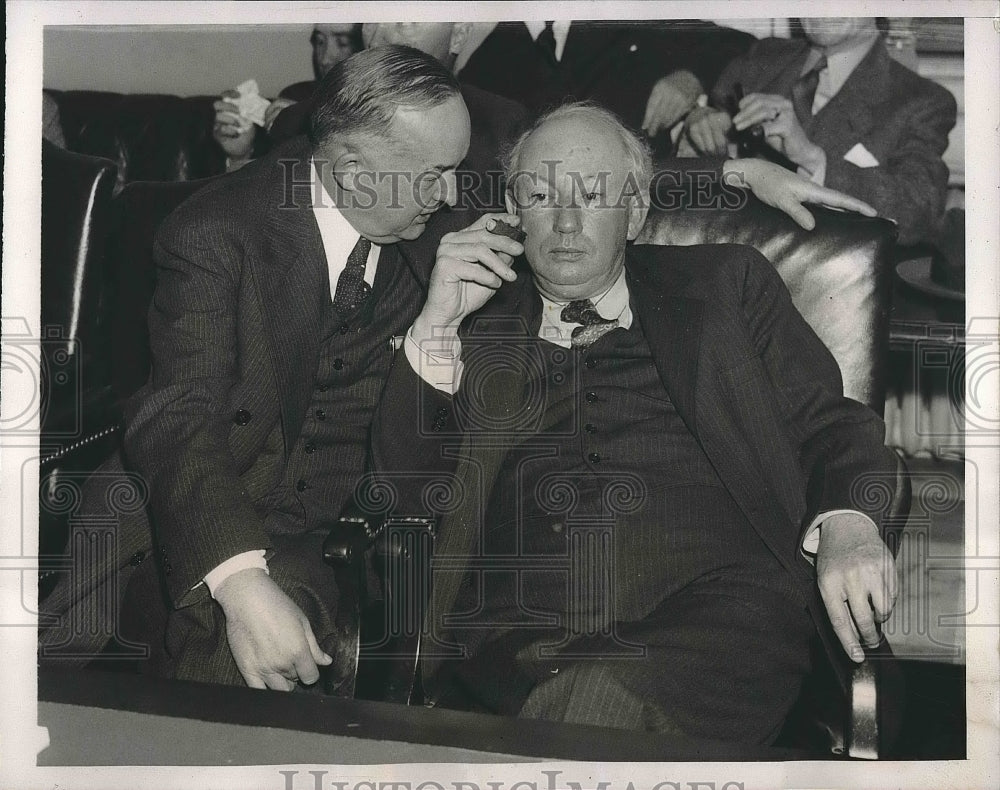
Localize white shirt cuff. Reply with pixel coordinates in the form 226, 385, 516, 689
800, 509, 879, 562
203, 550, 268, 597
403, 326, 463, 395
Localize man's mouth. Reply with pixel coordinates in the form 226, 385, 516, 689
549, 248, 586, 261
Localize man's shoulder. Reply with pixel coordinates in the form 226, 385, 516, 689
158, 140, 311, 242
881, 53, 956, 111
628, 242, 770, 292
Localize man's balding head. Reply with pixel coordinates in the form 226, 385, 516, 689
503, 103, 651, 302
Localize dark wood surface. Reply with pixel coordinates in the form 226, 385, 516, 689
37, 666, 806, 765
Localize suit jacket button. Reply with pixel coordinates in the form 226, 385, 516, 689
588, 452, 601, 463
296, 479, 308, 492
129, 550, 146, 567
233, 409, 252, 426
333, 358, 345, 370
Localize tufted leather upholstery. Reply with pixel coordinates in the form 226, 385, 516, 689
637, 196, 898, 413
47, 91, 227, 188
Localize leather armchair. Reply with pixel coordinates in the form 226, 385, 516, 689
330, 195, 909, 758
47, 90, 227, 187
40, 142, 120, 591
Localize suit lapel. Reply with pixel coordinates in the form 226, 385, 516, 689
626, 249, 703, 435
251, 146, 327, 455
811, 38, 890, 149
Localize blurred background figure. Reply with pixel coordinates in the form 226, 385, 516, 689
455, 20, 754, 159
267, 22, 529, 211
212, 23, 362, 171
682, 17, 956, 246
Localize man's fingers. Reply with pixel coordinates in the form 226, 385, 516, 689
243, 673, 268, 690
260, 671, 297, 692
441, 239, 518, 278
292, 649, 321, 687
805, 184, 878, 216
303, 624, 333, 666
830, 603, 864, 663
777, 196, 816, 230
847, 587, 881, 647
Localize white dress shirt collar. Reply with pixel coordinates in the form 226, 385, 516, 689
538, 267, 633, 347
806, 32, 881, 114
309, 156, 380, 300
524, 20, 572, 62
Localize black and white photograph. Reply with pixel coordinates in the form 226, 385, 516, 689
2, 2, 997, 787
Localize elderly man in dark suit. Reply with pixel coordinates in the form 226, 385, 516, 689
457, 20, 755, 157
371, 103, 899, 741
683, 18, 956, 245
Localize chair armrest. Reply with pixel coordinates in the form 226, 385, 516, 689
848, 658, 879, 759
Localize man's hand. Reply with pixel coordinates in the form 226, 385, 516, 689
264, 97, 296, 133
213, 568, 332, 690
212, 90, 257, 165
410, 213, 522, 345
723, 158, 877, 230
642, 70, 703, 138
732, 92, 825, 174
816, 514, 898, 662
683, 105, 733, 156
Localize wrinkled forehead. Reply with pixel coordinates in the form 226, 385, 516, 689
514, 119, 633, 187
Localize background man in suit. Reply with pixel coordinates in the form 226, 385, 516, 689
372, 103, 899, 741
39, 46, 522, 691
212, 23, 363, 171
457, 20, 754, 157
683, 17, 957, 245
267, 22, 530, 211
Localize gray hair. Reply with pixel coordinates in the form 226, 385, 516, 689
309, 44, 461, 147
502, 102, 654, 201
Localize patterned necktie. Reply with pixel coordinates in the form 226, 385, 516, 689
332, 236, 372, 314
561, 299, 619, 348
537, 21, 558, 65
791, 53, 828, 129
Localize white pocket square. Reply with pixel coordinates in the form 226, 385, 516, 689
843, 142, 880, 168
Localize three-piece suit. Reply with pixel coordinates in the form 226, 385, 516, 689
372, 243, 898, 740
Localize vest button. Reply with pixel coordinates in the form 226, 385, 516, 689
233, 409, 252, 426
585, 391, 598, 403
588, 452, 601, 463
585, 357, 598, 369
296, 479, 308, 492
333, 358, 345, 370
129, 550, 146, 567
339, 323, 350, 334
304, 443, 316, 454
315, 409, 326, 420
584, 423, 597, 433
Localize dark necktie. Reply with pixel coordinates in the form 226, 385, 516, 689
332, 236, 371, 314
561, 299, 619, 348
791, 53, 828, 129
537, 21, 557, 65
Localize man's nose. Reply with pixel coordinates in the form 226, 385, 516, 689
554, 203, 583, 234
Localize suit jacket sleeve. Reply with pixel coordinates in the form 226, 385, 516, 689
822, 86, 956, 246
732, 249, 898, 536
123, 212, 271, 607
653, 21, 755, 94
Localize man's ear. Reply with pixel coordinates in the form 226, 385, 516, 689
326, 143, 362, 192
626, 192, 651, 241
450, 23, 473, 56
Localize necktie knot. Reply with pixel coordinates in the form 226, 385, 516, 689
560, 299, 619, 348
333, 236, 372, 314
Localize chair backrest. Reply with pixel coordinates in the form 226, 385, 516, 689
636, 195, 898, 413
106, 177, 216, 402
40, 141, 119, 438
48, 90, 227, 186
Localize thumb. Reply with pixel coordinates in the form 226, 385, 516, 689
778, 198, 816, 231
303, 622, 333, 665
